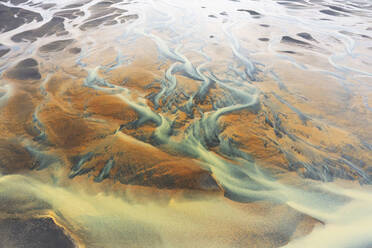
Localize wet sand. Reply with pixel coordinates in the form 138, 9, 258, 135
0, 0, 371, 247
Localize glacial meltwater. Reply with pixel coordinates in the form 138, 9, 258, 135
0, 0, 371, 247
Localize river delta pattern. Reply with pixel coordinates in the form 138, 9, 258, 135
0, 0, 371, 247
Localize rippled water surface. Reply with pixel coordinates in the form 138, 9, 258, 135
0, 0, 372, 247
